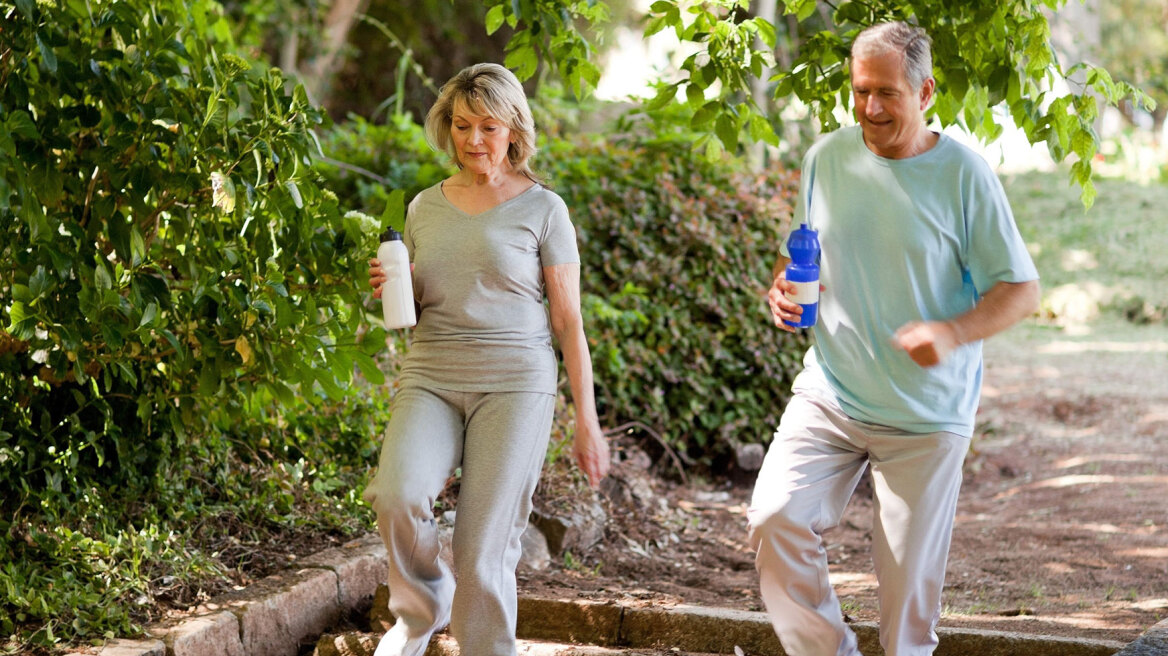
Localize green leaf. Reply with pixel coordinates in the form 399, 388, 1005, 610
486, 4, 506, 35
691, 100, 719, 127
159, 329, 184, 355
14, 0, 35, 20
35, 32, 58, 73
197, 361, 219, 396
204, 93, 221, 129
12, 284, 32, 303
644, 15, 670, 38
352, 351, 385, 385
1070, 126, 1096, 161
314, 365, 345, 400
380, 188, 406, 233
751, 18, 776, 49
749, 113, 778, 146
645, 83, 679, 110
685, 82, 705, 108
1079, 178, 1096, 210
6, 110, 39, 139
715, 112, 738, 152
6, 301, 32, 337
504, 42, 538, 81
267, 380, 296, 406
28, 266, 51, 301
795, 0, 817, 21
94, 263, 113, 291
130, 227, 146, 266
833, 1, 868, 24
285, 180, 303, 209
138, 302, 158, 329
30, 163, 64, 206
114, 360, 138, 387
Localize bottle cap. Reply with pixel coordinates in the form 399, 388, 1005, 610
788, 222, 819, 264
380, 227, 402, 242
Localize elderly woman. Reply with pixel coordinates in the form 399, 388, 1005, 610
363, 63, 610, 656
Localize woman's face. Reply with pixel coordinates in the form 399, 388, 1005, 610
450, 99, 513, 175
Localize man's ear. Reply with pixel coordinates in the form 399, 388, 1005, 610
919, 77, 936, 110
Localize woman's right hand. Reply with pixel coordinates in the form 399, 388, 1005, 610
368, 258, 386, 299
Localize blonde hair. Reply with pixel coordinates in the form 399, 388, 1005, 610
425, 63, 540, 182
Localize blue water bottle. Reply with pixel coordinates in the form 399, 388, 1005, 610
783, 223, 820, 329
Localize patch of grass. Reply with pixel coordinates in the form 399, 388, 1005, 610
840, 599, 863, 615
1029, 583, 1046, 601
942, 601, 1000, 616
1002, 170, 1168, 321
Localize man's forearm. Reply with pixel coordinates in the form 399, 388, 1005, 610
772, 255, 791, 282
948, 280, 1041, 345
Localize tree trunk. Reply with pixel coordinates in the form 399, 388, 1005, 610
302, 0, 371, 107
280, 7, 300, 74
749, 0, 778, 169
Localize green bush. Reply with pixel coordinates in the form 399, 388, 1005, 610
313, 112, 452, 218
543, 134, 811, 466
0, 1, 389, 649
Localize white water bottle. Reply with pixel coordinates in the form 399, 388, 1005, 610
376, 228, 416, 329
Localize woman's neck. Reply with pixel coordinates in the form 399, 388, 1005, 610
453, 166, 520, 188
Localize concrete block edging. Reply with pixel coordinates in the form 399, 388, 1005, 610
1111, 617, 1168, 656
517, 598, 1127, 656
85, 535, 388, 656
84, 533, 1140, 656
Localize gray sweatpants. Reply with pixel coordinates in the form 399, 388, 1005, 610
747, 387, 967, 656
362, 385, 555, 656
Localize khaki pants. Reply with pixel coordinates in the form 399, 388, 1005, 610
747, 387, 967, 656
363, 386, 554, 656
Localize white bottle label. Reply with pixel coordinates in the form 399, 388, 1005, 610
786, 280, 819, 305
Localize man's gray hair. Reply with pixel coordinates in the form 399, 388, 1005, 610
851, 22, 933, 91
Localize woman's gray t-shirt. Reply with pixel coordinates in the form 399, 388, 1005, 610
398, 182, 580, 394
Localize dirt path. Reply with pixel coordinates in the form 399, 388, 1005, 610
940, 319, 1168, 640
521, 318, 1168, 645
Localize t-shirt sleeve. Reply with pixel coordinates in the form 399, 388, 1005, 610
963, 163, 1039, 294
403, 194, 422, 262
538, 192, 580, 267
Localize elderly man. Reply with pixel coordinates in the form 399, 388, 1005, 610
750, 21, 1041, 656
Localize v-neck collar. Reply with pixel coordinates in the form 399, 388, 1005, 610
438, 181, 539, 218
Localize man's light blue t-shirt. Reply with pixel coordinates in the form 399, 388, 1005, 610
785, 126, 1038, 436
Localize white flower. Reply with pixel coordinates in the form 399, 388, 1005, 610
344, 210, 380, 237
211, 172, 236, 213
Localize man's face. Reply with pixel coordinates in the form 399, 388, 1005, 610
851, 51, 934, 159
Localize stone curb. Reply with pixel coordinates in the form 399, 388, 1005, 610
333, 595, 1131, 656
514, 598, 1126, 656
316, 633, 714, 656
77, 533, 1139, 656
1112, 617, 1168, 656
77, 534, 388, 656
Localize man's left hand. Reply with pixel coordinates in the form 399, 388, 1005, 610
893, 320, 961, 367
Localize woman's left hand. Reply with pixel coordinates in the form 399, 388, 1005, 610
572, 421, 610, 489
545, 262, 610, 488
